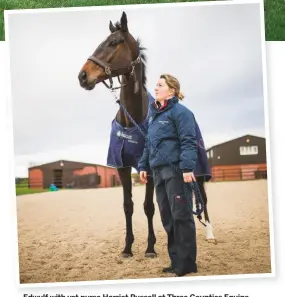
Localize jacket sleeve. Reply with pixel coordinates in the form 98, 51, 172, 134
173, 106, 198, 172
138, 139, 149, 172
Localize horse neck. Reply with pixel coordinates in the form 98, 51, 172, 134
116, 63, 148, 128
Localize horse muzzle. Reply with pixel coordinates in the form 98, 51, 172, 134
78, 70, 98, 90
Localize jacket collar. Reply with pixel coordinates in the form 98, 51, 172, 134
151, 96, 179, 114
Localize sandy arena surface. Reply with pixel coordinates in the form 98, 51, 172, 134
16, 180, 272, 284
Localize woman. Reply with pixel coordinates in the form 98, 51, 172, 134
138, 74, 198, 277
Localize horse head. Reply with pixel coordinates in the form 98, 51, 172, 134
78, 11, 140, 91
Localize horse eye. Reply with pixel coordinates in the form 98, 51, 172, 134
109, 40, 117, 47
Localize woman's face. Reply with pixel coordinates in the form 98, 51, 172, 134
155, 78, 174, 101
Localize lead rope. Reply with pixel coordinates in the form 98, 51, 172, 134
110, 88, 206, 227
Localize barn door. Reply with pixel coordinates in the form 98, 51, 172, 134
110, 174, 116, 187
53, 169, 63, 188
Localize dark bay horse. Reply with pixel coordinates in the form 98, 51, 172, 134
78, 12, 216, 258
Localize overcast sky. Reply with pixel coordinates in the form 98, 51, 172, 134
5, 2, 266, 177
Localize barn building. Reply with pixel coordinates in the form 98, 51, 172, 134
28, 160, 121, 189
206, 134, 267, 182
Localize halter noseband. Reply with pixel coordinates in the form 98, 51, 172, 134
87, 54, 141, 91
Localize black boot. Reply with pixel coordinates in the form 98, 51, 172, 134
162, 265, 175, 273
173, 266, 198, 277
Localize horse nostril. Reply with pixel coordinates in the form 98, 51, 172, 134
79, 70, 87, 82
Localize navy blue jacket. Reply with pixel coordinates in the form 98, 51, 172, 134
138, 97, 197, 173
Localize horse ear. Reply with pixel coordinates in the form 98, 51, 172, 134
109, 21, 116, 33
120, 11, 128, 32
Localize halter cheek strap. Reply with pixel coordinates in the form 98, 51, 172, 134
87, 54, 141, 92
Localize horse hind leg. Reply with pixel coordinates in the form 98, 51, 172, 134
197, 176, 217, 244
118, 167, 135, 257
143, 175, 157, 258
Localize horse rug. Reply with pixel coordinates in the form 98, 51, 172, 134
107, 92, 155, 172
194, 120, 211, 181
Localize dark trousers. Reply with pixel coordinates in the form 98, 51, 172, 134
153, 166, 197, 273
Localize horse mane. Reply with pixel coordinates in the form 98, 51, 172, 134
136, 38, 147, 91
114, 22, 147, 90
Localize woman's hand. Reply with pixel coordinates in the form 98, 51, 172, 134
183, 171, 196, 183
140, 171, 148, 183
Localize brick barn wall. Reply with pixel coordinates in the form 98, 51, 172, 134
73, 166, 97, 176
211, 163, 267, 182
96, 166, 120, 188
29, 169, 43, 188
73, 165, 120, 188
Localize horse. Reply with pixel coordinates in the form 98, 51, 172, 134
78, 11, 216, 258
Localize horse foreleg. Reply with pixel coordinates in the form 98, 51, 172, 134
197, 177, 217, 244
143, 175, 157, 257
118, 167, 134, 257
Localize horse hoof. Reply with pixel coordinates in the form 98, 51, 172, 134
121, 252, 133, 258
145, 252, 157, 258
207, 238, 218, 245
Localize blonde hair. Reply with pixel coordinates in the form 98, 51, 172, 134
160, 74, 185, 100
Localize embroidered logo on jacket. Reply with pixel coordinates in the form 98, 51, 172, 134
158, 120, 169, 125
